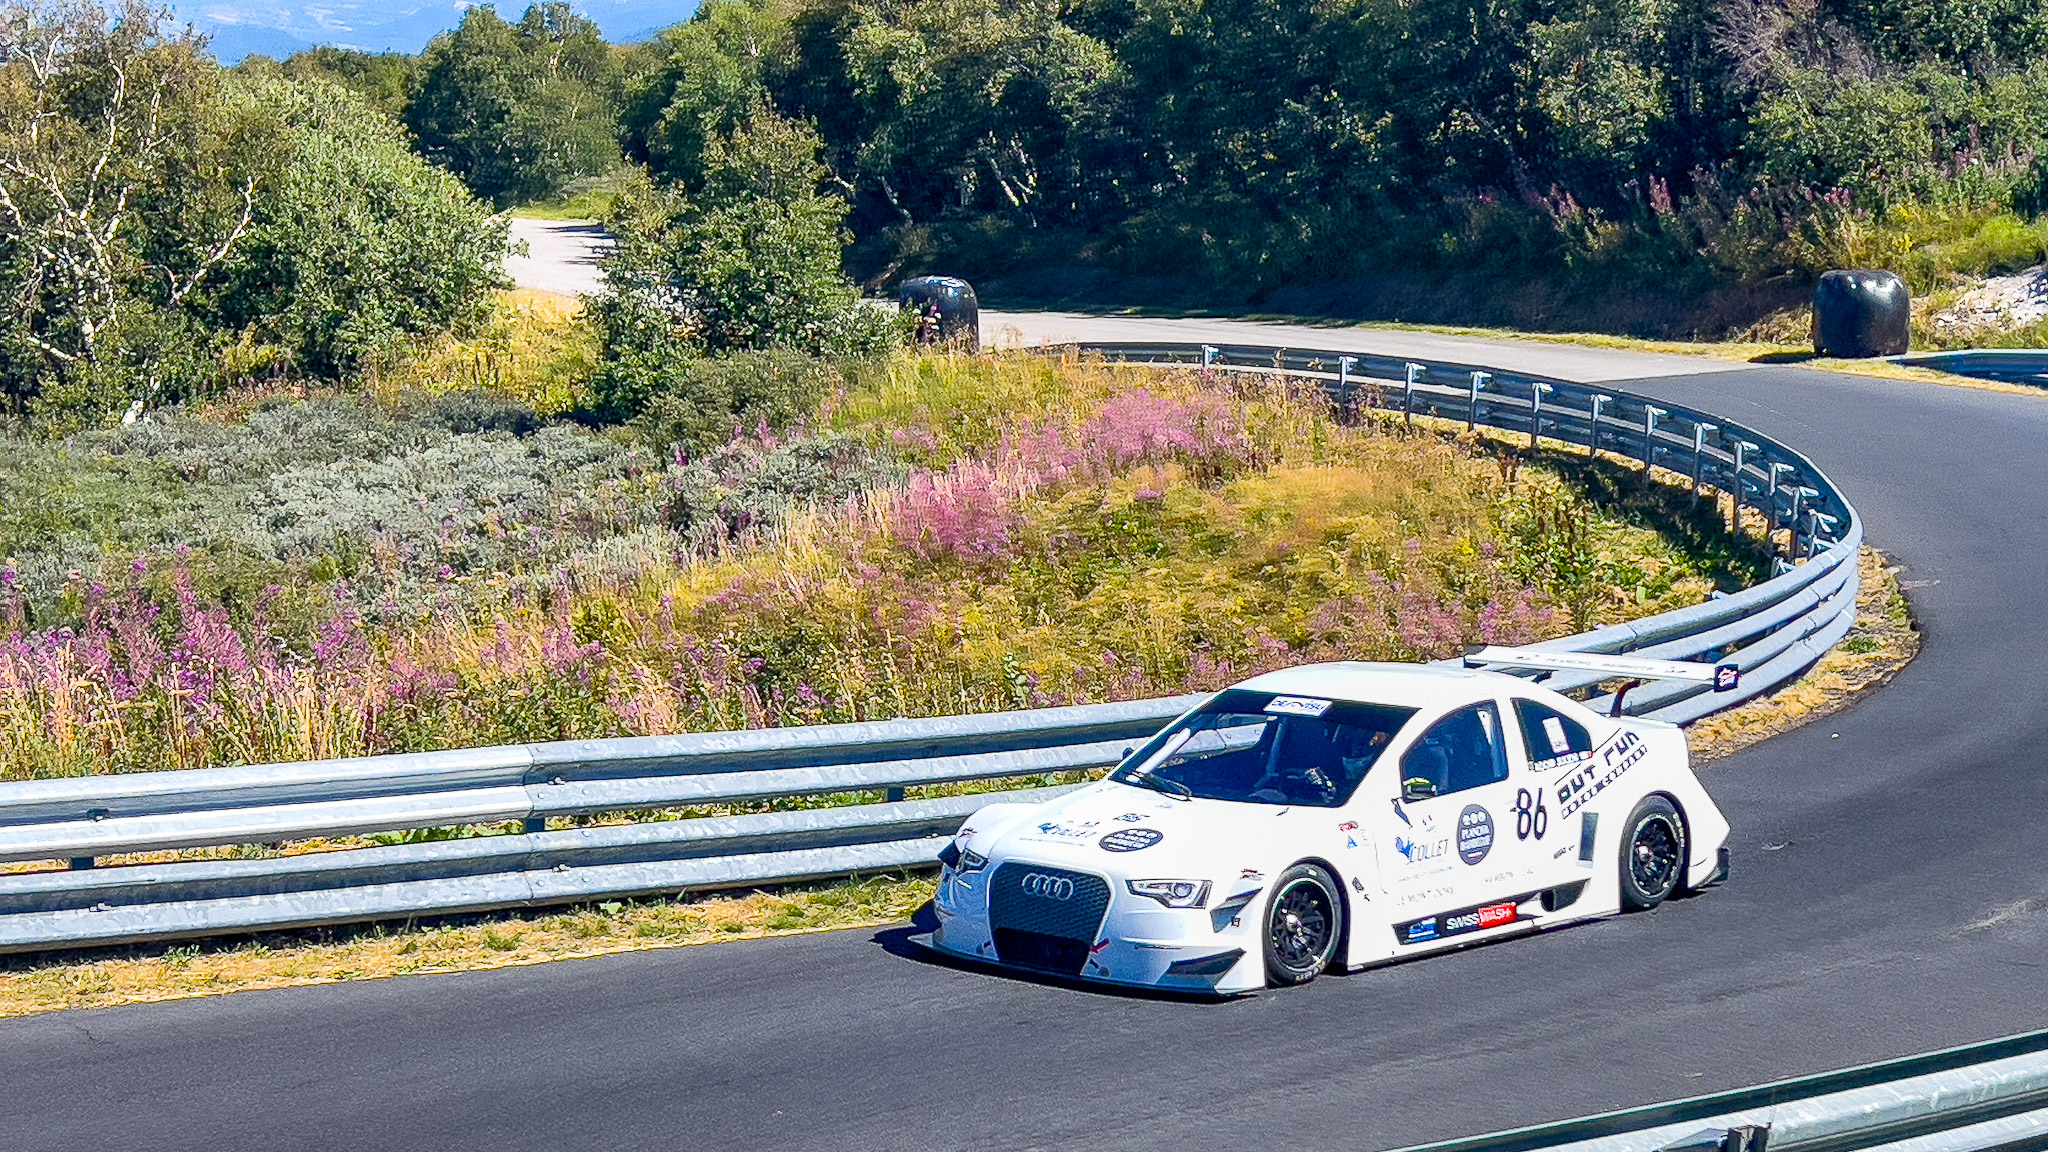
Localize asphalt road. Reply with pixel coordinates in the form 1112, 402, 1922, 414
6, 321, 2048, 1152
505, 218, 607, 297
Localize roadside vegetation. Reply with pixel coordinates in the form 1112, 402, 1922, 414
0, 345, 1764, 780
257, 0, 2048, 340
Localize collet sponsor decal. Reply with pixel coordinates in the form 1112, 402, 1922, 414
1457, 804, 1495, 865
1030, 819, 1101, 840
1395, 834, 1449, 865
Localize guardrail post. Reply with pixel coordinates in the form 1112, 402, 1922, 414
522, 817, 545, 834
1588, 394, 1611, 455
1201, 345, 1217, 371
1642, 405, 1667, 479
1529, 382, 1552, 448
1467, 371, 1491, 431
886, 787, 908, 803
1767, 462, 1795, 531
70, 856, 94, 870
1730, 440, 1756, 532
1404, 362, 1424, 427
1691, 422, 1716, 499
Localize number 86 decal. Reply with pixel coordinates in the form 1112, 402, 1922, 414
1514, 787, 1548, 840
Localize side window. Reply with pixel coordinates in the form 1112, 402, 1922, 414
1400, 702, 1509, 797
1513, 699, 1593, 769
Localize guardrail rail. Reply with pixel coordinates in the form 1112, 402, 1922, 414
0, 342, 1862, 954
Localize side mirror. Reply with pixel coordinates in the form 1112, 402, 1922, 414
1402, 777, 1438, 803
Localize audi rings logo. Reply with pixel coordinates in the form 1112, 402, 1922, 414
1021, 872, 1076, 901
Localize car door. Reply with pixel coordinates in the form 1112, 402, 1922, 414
1508, 693, 1606, 890
1368, 698, 1533, 948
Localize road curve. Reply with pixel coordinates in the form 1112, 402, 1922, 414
6, 318, 2048, 1152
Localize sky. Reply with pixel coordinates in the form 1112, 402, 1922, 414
174, 0, 700, 62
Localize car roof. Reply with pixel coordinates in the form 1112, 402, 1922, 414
1230, 661, 1536, 711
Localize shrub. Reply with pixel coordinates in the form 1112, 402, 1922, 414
617, 350, 841, 448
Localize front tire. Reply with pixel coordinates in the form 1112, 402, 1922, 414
1619, 795, 1686, 912
1264, 863, 1343, 986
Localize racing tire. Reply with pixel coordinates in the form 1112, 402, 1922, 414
1263, 863, 1343, 986
1619, 795, 1686, 912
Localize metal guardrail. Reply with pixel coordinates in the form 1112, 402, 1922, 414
0, 342, 1861, 954
1890, 349, 2048, 387
1390, 1025, 2048, 1152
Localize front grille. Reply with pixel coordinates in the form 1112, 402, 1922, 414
992, 929, 1092, 975
989, 863, 1111, 974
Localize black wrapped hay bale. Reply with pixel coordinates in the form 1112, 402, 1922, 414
1812, 270, 1910, 358
898, 275, 979, 352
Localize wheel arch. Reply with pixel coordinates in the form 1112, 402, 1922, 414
1284, 855, 1354, 965
1648, 788, 1700, 893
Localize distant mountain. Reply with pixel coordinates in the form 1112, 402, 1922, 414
177, 0, 699, 62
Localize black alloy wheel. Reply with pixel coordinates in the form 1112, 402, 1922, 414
1619, 795, 1686, 912
1263, 863, 1343, 986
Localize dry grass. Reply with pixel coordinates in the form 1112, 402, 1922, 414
0, 873, 933, 1019
0, 551, 1916, 1019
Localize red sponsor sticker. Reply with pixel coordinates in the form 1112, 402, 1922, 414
1477, 902, 1517, 929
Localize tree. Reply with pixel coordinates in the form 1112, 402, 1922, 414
260, 46, 419, 117
621, 0, 794, 191
0, 0, 259, 421
404, 2, 624, 206
592, 112, 895, 420
212, 75, 509, 377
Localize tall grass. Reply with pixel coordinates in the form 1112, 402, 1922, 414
0, 352, 1763, 780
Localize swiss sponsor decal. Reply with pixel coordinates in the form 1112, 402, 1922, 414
1099, 827, 1164, 852
1394, 897, 1524, 945
1457, 804, 1495, 865
1265, 695, 1333, 717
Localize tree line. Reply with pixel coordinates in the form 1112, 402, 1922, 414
282, 0, 2047, 332
5, 0, 2045, 432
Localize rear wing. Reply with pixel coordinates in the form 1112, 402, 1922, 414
1462, 645, 1738, 714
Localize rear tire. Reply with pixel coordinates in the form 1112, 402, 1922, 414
1264, 863, 1343, 986
1619, 795, 1686, 912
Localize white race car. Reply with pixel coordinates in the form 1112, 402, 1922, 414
929, 650, 1734, 993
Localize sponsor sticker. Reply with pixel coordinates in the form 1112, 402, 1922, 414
1556, 730, 1648, 819
1265, 695, 1333, 717
1395, 898, 1522, 944
1396, 834, 1450, 867
1026, 819, 1101, 841
1542, 716, 1571, 755
1457, 804, 1495, 865
1099, 827, 1164, 852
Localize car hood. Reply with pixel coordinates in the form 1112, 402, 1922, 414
981, 780, 1302, 877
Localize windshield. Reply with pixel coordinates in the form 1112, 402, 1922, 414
1110, 689, 1417, 807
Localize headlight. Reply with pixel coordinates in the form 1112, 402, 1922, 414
1126, 879, 1212, 908
936, 842, 989, 874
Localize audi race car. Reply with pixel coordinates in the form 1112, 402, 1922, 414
928, 647, 1736, 993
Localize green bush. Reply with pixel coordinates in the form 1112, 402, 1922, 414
216, 75, 509, 378
622, 350, 842, 451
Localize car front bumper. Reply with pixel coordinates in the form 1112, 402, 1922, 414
929, 863, 1266, 994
